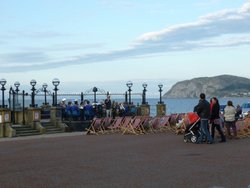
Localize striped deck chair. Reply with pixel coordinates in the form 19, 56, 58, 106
122, 116, 142, 135
169, 114, 179, 126
149, 116, 160, 133
102, 117, 113, 131
106, 117, 124, 133
120, 116, 134, 133
155, 116, 170, 132
86, 118, 104, 135
139, 116, 153, 134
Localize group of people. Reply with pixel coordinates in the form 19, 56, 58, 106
194, 93, 241, 144
59, 96, 132, 121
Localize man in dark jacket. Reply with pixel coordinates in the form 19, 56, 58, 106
194, 93, 213, 144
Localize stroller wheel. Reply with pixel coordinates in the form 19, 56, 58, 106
191, 135, 197, 143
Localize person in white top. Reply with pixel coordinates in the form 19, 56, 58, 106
224, 100, 237, 139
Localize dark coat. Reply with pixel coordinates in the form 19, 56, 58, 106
210, 103, 220, 120
194, 99, 210, 119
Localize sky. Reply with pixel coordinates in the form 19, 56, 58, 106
1, 0, 250, 97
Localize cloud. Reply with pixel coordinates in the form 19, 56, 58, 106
1, 2, 250, 73
0, 52, 49, 64
0, 30, 69, 39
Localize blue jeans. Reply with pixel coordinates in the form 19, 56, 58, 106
197, 119, 213, 143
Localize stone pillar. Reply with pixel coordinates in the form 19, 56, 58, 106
140, 104, 150, 116
50, 107, 67, 131
0, 108, 11, 137
156, 103, 166, 116
25, 107, 41, 128
50, 107, 59, 126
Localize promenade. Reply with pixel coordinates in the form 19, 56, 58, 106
0, 132, 250, 188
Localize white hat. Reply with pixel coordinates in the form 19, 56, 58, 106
74, 99, 78, 102
62, 98, 66, 102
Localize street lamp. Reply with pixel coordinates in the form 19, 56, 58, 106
126, 81, 133, 105
42, 83, 48, 105
0, 78, 7, 108
14, 81, 20, 104
158, 83, 164, 104
52, 78, 60, 106
92, 87, 98, 103
142, 82, 147, 105
30, 79, 37, 107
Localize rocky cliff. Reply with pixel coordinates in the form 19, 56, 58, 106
163, 75, 250, 98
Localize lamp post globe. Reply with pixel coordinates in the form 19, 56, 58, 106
158, 83, 163, 104
126, 81, 133, 105
126, 81, 133, 89
52, 78, 60, 87
142, 82, 147, 105
14, 81, 20, 90
42, 83, 48, 89
0, 78, 7, 108
0, 78, 7, 87
30, 79, 37, 107
30, 79, 37, 87
92, 87, 98, 103
52, 78, 60, 106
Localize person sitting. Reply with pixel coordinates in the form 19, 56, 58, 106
65, 101, 73, 120
84, 101, 94, 120
71, 100, 80, 121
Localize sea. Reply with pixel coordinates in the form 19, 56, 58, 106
6, 96, 250, 117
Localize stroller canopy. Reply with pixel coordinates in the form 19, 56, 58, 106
187, 112, 200, 125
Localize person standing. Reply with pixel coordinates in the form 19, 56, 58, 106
210, 97, 226, 142
224, 100, 237, 139
194, 93, 213, 144
105, 95, 112, 117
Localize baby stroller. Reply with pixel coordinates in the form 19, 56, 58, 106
184, 112, 201, 143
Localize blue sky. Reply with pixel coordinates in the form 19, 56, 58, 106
1, 0, 250, 97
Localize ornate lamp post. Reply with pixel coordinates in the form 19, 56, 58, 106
126, 81, 133, 105
0, 78, 7, 108
142, 82, 147, 105
42, 83, 48, 105
52, 78, 60, 106
92, 87, 98, 103
158, 83, 163, 104
30, 79, 37, 107
14, 81, 20, 104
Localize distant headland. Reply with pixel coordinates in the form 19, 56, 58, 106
163, 75, 250, 98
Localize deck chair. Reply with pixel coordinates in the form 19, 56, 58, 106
122, 116, 142, 135
169, 114, 179, 126
86, 118, 104, 135
102, 117, 113, 130
106, 117, 124, 133
120, 116, 133, 133
149, 116, 160, 133
155, 116, 170, 132
140, 116, 153, 134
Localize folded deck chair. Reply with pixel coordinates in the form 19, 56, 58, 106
86, 118, 104, 135
106, 117, 124, 133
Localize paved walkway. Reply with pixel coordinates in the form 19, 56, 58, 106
0, 132, 250, 188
